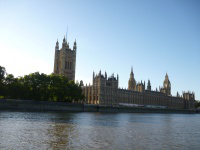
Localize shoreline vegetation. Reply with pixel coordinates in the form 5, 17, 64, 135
0, 66, 84, 103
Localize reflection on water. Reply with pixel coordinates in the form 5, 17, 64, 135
0, 111, 200, 149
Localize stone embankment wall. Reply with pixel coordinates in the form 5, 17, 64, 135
0, 99, 195, 114
99, 106, 193, 114
0, 99, 84, 112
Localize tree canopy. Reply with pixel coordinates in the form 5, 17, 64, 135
195, 101, 200, 108
0, 66, 84, 103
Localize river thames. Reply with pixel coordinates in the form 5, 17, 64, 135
0, 111, 200, 150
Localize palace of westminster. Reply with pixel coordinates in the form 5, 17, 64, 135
53, 35, 196, 109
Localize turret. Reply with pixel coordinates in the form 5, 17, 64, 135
130, 66, 134, 78
54, 39, 60, 74
177, 92, 180, 97
147, 80, 151, 91
55, 39, 59, 50
99, 70, 101, 76
80, 80, 84, 87
73, 39, 77, 51
107, 72, 119, 89
105, 71, 107, 79
62, 36, 67, 48
63, 36, 66, 43
136, 80, 145, 92
183, 91, 195, 100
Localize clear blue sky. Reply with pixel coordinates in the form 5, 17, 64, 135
0, 0, 199, 99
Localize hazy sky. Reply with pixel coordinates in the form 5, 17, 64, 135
0, 0, 200, 99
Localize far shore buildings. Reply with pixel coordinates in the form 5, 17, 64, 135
54, 35, 196, 109
82, 69, 195, 109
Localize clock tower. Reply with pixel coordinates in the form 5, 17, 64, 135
128, 67, 136, 91
163, 73, 171, 96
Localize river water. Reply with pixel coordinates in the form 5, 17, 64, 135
0, 111, 200, 150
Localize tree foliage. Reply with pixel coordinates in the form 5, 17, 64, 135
0, 66, 84, 102
0, 66, 6, 81
0, 66, 6, 96
195, 101, 200, 108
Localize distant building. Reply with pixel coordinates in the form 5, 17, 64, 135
53, 36, 77, 81
82, 69, 196, 109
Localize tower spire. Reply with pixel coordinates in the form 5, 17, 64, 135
63, 36, 66, 42
73, 39, 77, 51
128, 66, 136, 91
165, 71, 168, 78
55, 39, 59, 50
147, 79, 151, 91
130, 66, 133, 77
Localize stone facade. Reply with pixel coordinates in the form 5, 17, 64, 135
52, 34, 196, 110
53, 36, 77, 81
82, 69, 196, 109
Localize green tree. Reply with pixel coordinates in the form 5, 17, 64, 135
0, 66, 6, 81
0, 66, 84, 103
4, 74, 22, 99
22, 72, 51, 101
195, 101, 200, 108
68, 80, 84, 103
0, 66, 6, 97
49, 74, 70, 102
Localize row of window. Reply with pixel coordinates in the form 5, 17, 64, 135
84, 94, 183, 108
65, 61, 73, 70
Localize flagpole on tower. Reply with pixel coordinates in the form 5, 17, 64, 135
66, 26, 68, 41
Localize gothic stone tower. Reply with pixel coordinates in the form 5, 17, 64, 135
147, 80, 151, 91
161, 73, 171, 96
92, 71, 119, 105
183, 91, 195, 109
53, 36, 77, 81
136, 80, 145, 92
128, 67, 136, 91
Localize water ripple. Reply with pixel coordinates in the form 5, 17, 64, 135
0, 111, 200, 149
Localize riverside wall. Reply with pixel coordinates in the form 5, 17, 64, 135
0, 99, 84, 112
0, 99, 196, 114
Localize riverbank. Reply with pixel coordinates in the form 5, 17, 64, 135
0, 99, 196, 114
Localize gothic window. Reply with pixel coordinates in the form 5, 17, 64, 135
70, 62, 72, 70
65, 61, 67, 69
